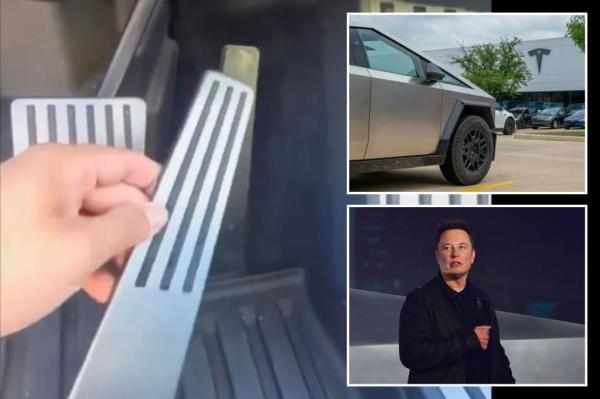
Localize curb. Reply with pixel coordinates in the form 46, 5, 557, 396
513, 133, 585, 142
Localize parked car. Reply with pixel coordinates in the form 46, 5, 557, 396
541, 102, 565, 109
494, 103, 517, 135
531, 107, 571, 129
564, 110, 585, 129
498, 99, 520, 110
509, 107, 536, 129
569, 103, 586, 111
515, 101, 544, 112
349, 24, 496, 185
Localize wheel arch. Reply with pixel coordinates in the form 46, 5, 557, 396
436, 99, 497, 160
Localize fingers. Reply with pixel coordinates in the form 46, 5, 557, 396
19, 144, 162, 217
69, 144, 161, 192
75, 201, 168, 272
144, 178, 160, 197
112, 247, 133, 269
82, 183, 149, 214
27, 143, 161, 193
83, 255, 130, 304
474, 325, 491, 350
481, 326, 491, 339
79, 180, 156, 299
475, 325, 491, 335
83, 268, 117, 303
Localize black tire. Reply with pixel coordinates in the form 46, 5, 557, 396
565, 126, 571, 130
533, 127, 538, 129
440, 115, 494, 185
516, 119, 524, 129
551, 120, 558, 129
503, 118, 516, 135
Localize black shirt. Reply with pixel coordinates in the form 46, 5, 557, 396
443, 279, 492, 383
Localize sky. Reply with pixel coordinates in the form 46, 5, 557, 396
349, 14, 579, 51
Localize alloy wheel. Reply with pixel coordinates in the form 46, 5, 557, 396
462, 129, 488, 172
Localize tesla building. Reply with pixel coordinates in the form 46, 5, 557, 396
425, 37, 586, 106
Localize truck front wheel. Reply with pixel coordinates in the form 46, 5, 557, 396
440, 115, 494, 185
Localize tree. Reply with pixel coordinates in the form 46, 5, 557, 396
566, 15, 585, 52
450, 38, 532, 100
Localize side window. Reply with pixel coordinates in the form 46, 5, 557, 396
356, 29, 418, 78
349, 28, 367, 67
439, 72, 468, 87
349, 32, 357, 66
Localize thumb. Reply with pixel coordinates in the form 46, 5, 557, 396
77, 201, 168, 270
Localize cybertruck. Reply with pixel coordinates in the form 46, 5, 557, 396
349, 24, 497, 185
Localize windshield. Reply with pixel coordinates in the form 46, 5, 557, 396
570, 110, 585, 118
539, 108, 558, 116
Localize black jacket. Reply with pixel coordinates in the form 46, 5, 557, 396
398, 274, 515, 384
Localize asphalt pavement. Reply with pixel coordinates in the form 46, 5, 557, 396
349, 133, 586, 193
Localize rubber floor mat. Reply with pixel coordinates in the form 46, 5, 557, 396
178, 268, 356, 399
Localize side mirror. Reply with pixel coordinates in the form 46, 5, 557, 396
425, 63, 445, 82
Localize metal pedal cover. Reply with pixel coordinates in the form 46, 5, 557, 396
68, 71, 254, 398
10, 98, 146, 154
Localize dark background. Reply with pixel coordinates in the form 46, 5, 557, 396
491, 0, 593, 396
350, 207, 585, 324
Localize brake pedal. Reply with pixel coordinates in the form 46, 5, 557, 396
10, 98, 146, 154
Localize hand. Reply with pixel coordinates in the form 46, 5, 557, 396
473, 325, 491, 350
0, 143, 168, 337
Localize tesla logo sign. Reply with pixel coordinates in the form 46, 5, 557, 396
528, 48, 551, 73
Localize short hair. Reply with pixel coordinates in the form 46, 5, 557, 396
435, 217, 475, 248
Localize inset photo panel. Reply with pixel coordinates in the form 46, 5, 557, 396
347, 13, 587, 194
347, 205, 587, 386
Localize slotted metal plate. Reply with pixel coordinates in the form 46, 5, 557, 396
10, 98, 146, 154
68, 71, 254, 398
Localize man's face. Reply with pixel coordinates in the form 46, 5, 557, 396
435, 229, 476, 278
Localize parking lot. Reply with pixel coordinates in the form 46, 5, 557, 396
349, 132, 586, 193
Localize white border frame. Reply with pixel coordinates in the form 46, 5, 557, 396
346, 204, 588, 387
346, 12, 589, 195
